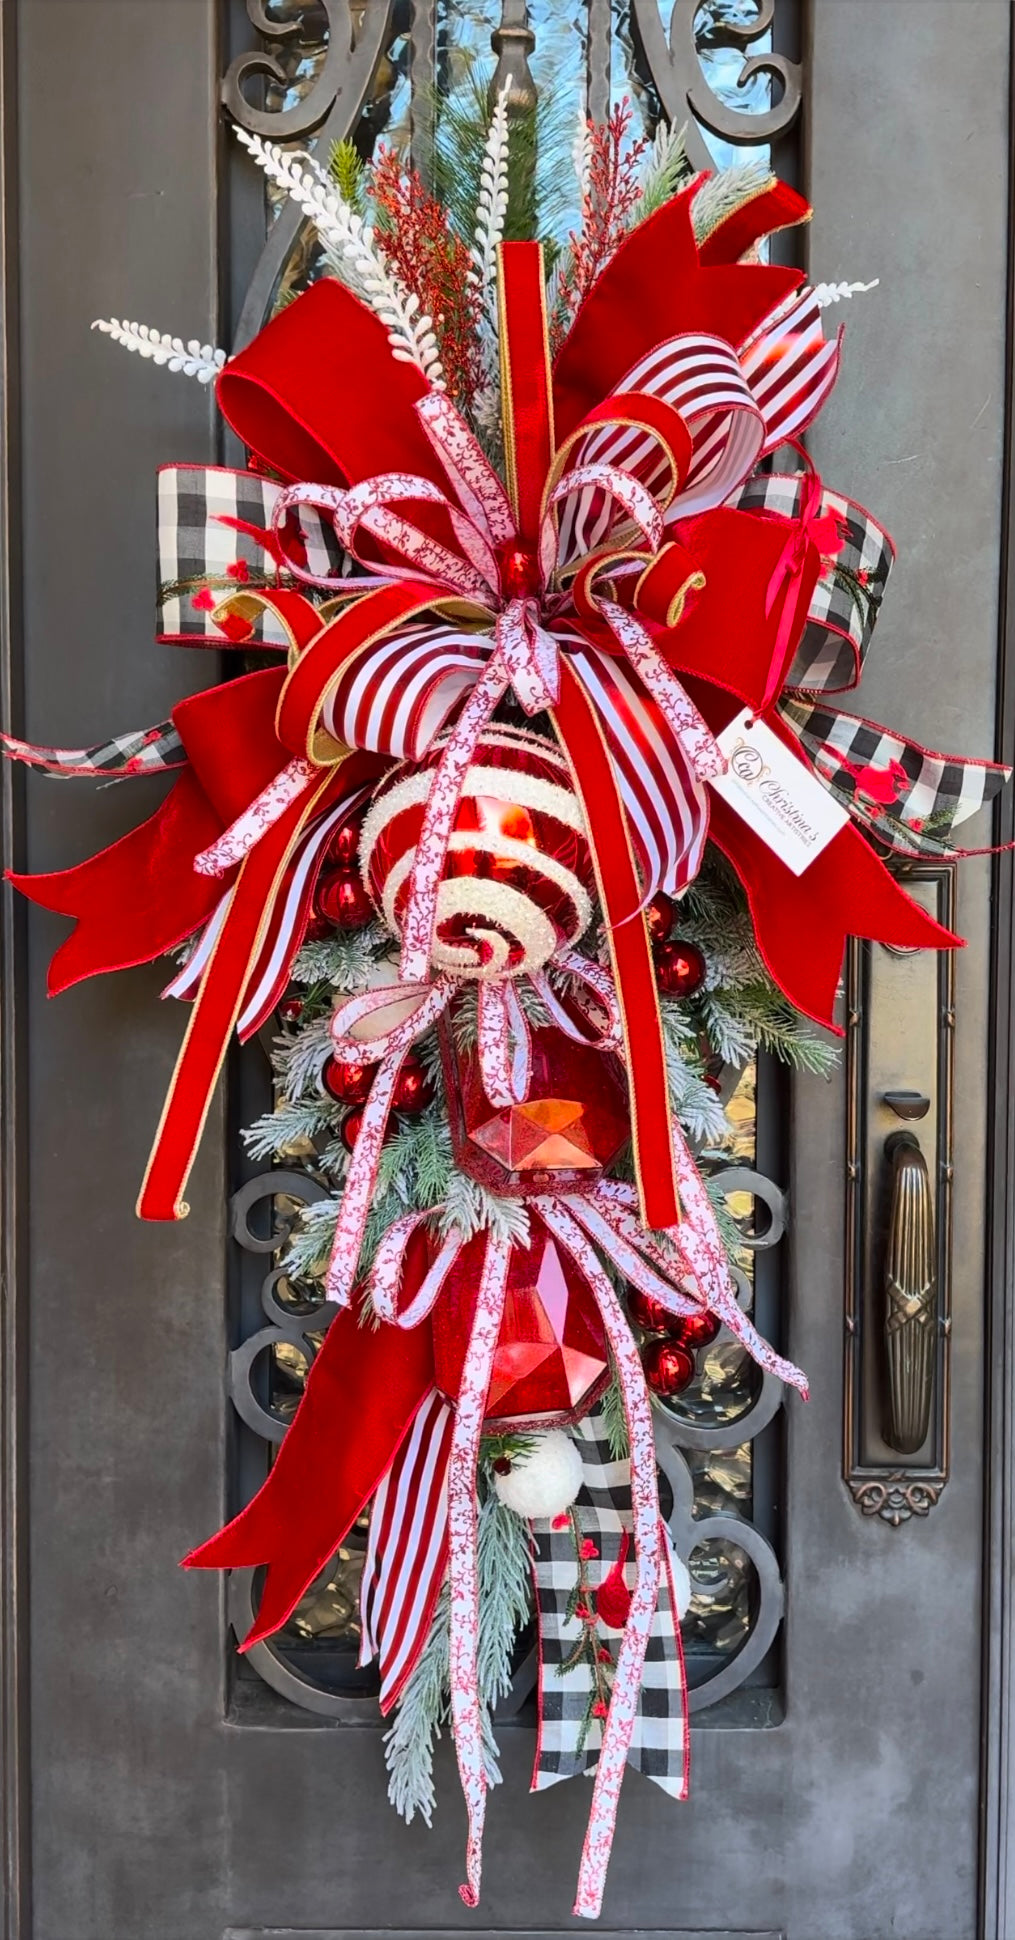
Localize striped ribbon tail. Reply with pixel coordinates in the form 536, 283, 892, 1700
2, 719, 185, 779
157, 465, 345, 645
732, 471, 895, 692
740, 286, 842, 456
780, 694, 1012, 858
359, 1387, 455, 1715
531, 1411, 689, 1800
564, 639, 709, 898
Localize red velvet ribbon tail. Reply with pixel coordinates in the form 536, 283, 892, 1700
183, 1304, 435, 1648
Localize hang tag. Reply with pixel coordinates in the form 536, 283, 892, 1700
709, 709, 849, 876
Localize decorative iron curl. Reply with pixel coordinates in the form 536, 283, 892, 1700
632, 0, 802, 170
225, 0, 397, 349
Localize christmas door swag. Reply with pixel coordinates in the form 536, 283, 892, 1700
7, 107, 1009, 1920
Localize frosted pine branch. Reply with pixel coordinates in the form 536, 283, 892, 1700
91, 320, 227, 384
636, 118, 690, 221
691, 161, 774, 247
813, 278, 880, 308
234, 128, 444, 387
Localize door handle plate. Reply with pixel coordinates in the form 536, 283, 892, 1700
843, 860, 955, 1524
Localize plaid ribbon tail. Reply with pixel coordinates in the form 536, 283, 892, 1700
2, 720, 185, 779
531, 1411, 688, 1799
780, 696, 1012, 858
158, 465, 345, 645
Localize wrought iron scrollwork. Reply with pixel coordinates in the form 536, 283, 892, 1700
223, 0, 388, 140
229, 0, 399, 348
632, 0, 802, 169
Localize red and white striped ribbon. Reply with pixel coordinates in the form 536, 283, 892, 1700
358, 1386, 455, 1714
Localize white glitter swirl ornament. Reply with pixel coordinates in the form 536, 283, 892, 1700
359, 724, 595, 979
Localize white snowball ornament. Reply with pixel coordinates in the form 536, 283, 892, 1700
492, 1429, 584, 1520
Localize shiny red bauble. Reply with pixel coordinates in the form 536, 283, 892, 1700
646, 891, 675, 944
322, 1057, 376, 1107
328, 812, 363, 871
641, 1337, 696, 1396
672, 1310, 722, 1350
340, 1108, 365, 1152
392, 1054, 433, 1115
302, 913, 332, 943
315, 868, 374, 930
627, 1287, 674, 1333
654, 938, 707, 998
278, 997, 304, 1024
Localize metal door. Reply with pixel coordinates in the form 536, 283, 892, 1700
3, 3, 1014, 1937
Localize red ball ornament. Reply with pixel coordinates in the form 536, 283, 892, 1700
322, 1057, 376, 1106
641, 1337, 696, 1397
392, 1054, 433, 1115
316, 868, 374, 930
302, 913, 332, 943
646, 891, 675, 944
278, 997, 303, 1025
654, 938, 707, 998
340, 1107, 365, 1152
627, 1287, 673, 1334
328, 812, 363, 871
671, 1310, 722, 1350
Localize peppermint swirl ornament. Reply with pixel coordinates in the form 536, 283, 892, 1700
360, 725, 595, 979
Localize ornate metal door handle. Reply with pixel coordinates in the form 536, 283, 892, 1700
882, 1132, 936, 1455
843, 862, 954, 1524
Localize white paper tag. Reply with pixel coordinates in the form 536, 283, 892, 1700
709, 709, 849, 876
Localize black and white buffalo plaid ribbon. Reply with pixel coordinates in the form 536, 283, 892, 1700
2, 718, 185, 779
732, 471, 895, 693
779, 694, 1010, 858
531, 1411, 689, 1798
157, 464, 346, 646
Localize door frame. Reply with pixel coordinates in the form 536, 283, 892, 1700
980, 12, 1015, 1934
2, 3, 1015, 1937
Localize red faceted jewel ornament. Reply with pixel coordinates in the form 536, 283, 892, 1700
433, 1226, 610, 1428
442, 1016, 629, 1194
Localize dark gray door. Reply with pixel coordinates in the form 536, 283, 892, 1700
4, 3, 1015, 1938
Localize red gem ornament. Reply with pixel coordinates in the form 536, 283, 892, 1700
316, 869, 374, 930
433, 1226, 610, 1428
322, 1057, 375, 1106
673, 1310, 722, 1349
646, 891, 675, 944
654, 938, 707, 998
441, 1016, 629, 1195
392, 1053, 433, 1114
641, 1337, 696, 1396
